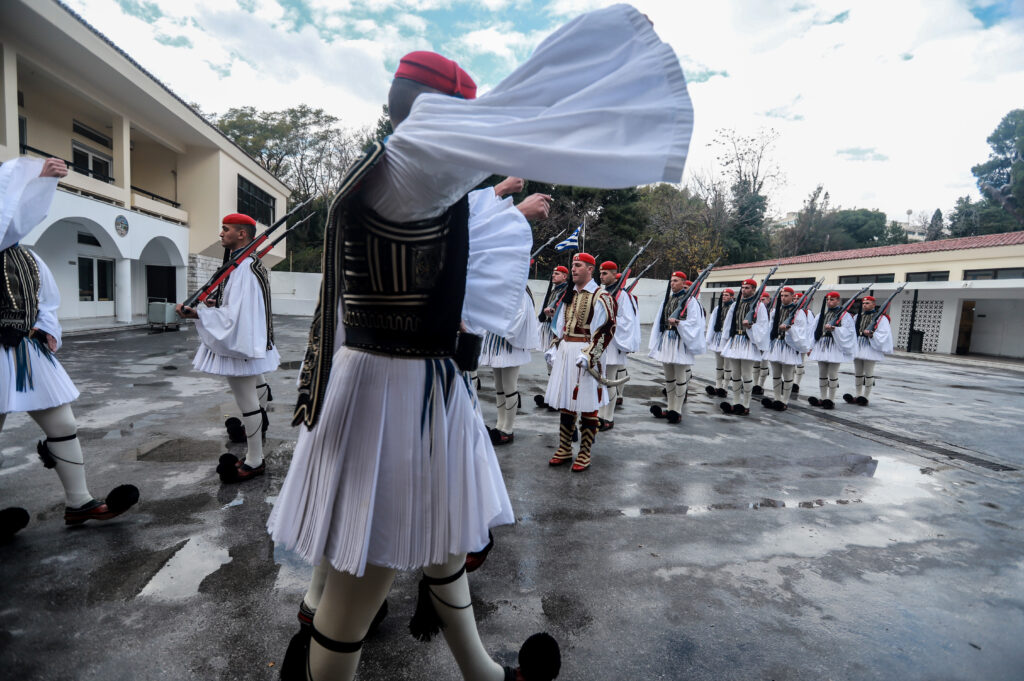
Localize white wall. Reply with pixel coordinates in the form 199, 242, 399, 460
970, 299, 1024, 358
271, 270, 322, 316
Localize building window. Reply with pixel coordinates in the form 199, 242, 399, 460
77, 232, 101, 247
707, 281, 743, 289
71, 141, 112, 183
78, 257, 114, 302
237, 175, 275, 226
765, 277, 816, 287
963, 267, 1024, 280
906, 271, 949, 282
72, 120, 112, 149
838, 273, 895, 284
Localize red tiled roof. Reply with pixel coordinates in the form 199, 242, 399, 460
716, 230, 1024, 271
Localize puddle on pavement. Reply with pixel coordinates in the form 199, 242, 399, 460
137, 536, 231, 601
857, 455, 939, 505
222, 497, 244, 509
272, 544, 313, 594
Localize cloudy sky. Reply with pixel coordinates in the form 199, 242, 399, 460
62, 0, 1024, 223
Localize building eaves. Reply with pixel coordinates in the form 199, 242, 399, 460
717, 230, 1024, 271
52, 0, 292, 195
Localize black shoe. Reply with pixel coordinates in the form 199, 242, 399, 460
807, 396, 821, 407
64, 485, 139, 526
752, 385, 764, 396
822, 399, 835, 410
760, 397, 774, 408
0, 507, 30, 540
466, 531, 495, 572
791, 384, 800, 394
772, 400, 787, 411
842, 393, 855, 404
598, 419, 614, 432
705, 385, 716, 396
615, 396, 623, 407
534, 394, 546, 408
734, 405, 750, 416
856, 396, 869, 406
719, 402, 734, 414
666, 410, 681, 424
715, 387, 728, 398
493, 431, 514, 446
504, 632, 561, 681
649, 405, 665, 418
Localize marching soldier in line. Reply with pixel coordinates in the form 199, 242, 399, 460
704, 288, 735, 398
845, 295, 894, 406
1, 157, 139, 538
544, 253, 616, 471
791, 291, 808, 394
533, 265, 569, 410
719, 279, 769, 415
648, 272, 705, 424
760, 287, 811, 411
596, 262, 638, 431
807, 292, 855, 409
751, 291, 772, 397
177, 213, 280, 483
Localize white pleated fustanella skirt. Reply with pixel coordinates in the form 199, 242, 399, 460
192, 344, 281, 377
268, 347, 513, 577
763, 338, 803, 365
808, 337, 852, 363
478, 332, 532, 368
721, 334, 763, 362
0, 337, 80, 414
544, 340, 608, 412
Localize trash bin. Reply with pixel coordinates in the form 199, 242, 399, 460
147, 301, 179, 331
908, 329, 924, 353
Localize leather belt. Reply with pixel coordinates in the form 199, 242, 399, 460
564, 334, 588, 342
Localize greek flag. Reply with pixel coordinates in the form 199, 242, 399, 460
554, 224, 582, 252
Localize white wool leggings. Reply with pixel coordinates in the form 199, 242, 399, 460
0, 404, 92, 507
226, 375, 264, 467
817, 362, 841, 400
492, 366, 521, 433
854, 359, 877, 397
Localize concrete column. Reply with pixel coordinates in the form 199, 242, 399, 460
1, 43, 19, 158
115, 257, 132, 323
111, 114, 131, 204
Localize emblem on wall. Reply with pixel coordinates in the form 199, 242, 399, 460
115, 215, 129, 237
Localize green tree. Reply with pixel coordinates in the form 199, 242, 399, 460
947, 195, 1017, 238
712, 128, 780, 264
925, 208, 944, 241
880, 220, 909, 245
637, 183, 724, 279
971, 109, 1024, 227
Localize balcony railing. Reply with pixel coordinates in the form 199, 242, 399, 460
20, 144, 115, 183
130, 185, 180, 208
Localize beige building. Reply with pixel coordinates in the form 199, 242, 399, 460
699, 231, 1024, 359
0, 0, 290, 323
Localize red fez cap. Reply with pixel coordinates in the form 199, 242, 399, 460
683, 280, 693, 287
222, 213, 256, 226
554, 265, 568, 274
395, 51, 476, 99
794, 292, 803, 298
671, 271, 686, 279
782, 286, 794, 294
574, 253, 596, 266
826, 291, 841, 299
743, 278, 757, 287
723, 288, 735, 295
616, 273, 623, 280
863, 295, 875, 301
600, 261, 618, 271
761, 292, 770, 299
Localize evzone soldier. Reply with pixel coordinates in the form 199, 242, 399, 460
760, 286, 811, 411
704, 288, 735, 398
533, 265, 569, 410
478, 180, 548, 445
751, 291, 771, 396
1, 157, 138, 539
719, 279, 769, 415
268, 7, 692, 678
596, 261, 638, 431
613, 273, 640, 410
648, 272, 705, 424
176, 213, 280, 482
807, 291, 855, 409
791, 291, 808, 394
544, 253, 616, 470
844, 295, 893, 406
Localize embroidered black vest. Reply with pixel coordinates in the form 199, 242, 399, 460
814, 306, 842, 341
729, 296, 755, 338
0, 246, 41, 348
857, 310, 876, 335
771, 303, 798, 341
713, 299, 732, 334
293, 143, 470, 428
659, 290, 684, 332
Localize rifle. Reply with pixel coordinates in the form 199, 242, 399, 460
183, 197, 314, 308
765, 278, 789, 312
743, 265, 779, 325
836, 284, 872, 322
785, 279, 823, 326
871, 284, 907, 331
254, 213, 315, 259
606, 238, 653, 299
625, 258, 658, 294
531, 228, 567, 260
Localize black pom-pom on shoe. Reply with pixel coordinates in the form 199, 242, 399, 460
666, 410, 681, 424
704, 385, 716, 396
534, 394, 546, 408
0, 507, 30, 540
856, 396, 869, 406
719, 402, 734, 414
822, 399, 835, 410
752, 385, 764, 396
715, 387, 728, 398
649, 405, 664, 418
515, 632, 561, 681
761, 397, 774, 408
225, 417, 246, 443
842, 393, 855, 404
807, 396, 821, 407
791, 384, 800, 394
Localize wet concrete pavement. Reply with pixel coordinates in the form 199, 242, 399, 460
2, 316, 1023, 681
